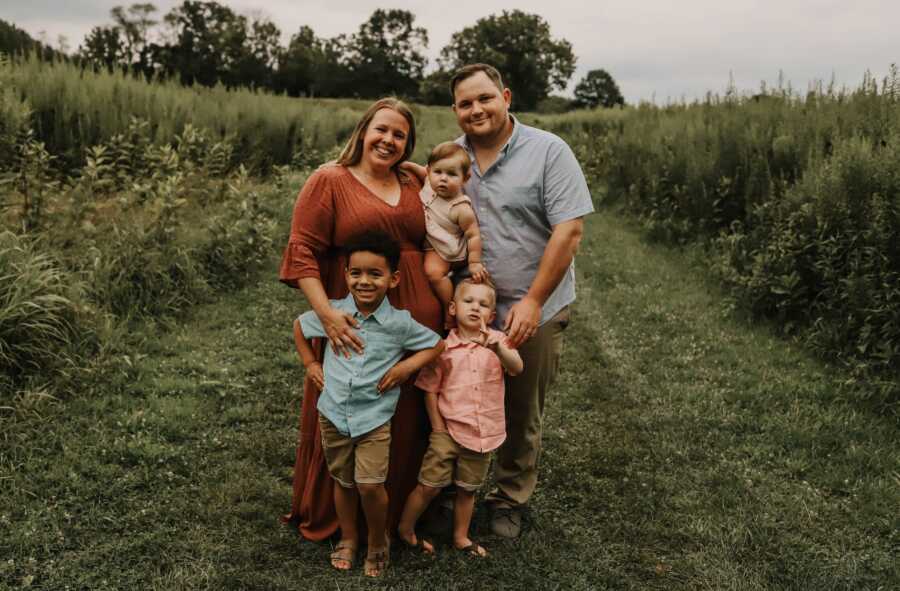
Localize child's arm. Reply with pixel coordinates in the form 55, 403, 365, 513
424, 391, 448, 432
398, 161, 427, 183
456, 203, 488, 283
479, 321, 524, 376
377, 341, 445, 393
293, 318, 325, 390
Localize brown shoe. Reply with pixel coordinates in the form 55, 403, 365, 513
489, 506, 522, 538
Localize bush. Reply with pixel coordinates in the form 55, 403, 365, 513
0, 231, 87, 394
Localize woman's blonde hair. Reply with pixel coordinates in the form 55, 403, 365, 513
337, 98, 416, 169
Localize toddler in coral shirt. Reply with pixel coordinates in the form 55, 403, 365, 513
398, 278, 523, 557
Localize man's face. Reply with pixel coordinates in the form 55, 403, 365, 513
452, 71, 512, 141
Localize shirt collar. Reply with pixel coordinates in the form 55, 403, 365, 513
343, 293, 391, 324
445, 328, 481, 348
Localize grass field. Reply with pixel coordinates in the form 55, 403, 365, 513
2, 200, 896, 590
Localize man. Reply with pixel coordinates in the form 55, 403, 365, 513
450, 63, 594, 538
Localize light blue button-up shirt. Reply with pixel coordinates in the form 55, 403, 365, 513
457, 116, 594, 327
299, 294, 441, 437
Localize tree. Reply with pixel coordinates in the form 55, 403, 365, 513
78, 26, 126, 71
418, 69, 452, 105
440, 10, 575, 111
227, 15, 282, 89
276, 26, 348, 97
158, 1, 246, 87
111, 3, 158, 76
344, 9, 428, 99
574, 69, 624, 109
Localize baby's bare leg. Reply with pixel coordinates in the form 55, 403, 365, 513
424, 251, 453, 314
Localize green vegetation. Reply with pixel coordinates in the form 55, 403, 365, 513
0, 47, 896, 589
2, 213, 895, 589
538, 71, 900, 411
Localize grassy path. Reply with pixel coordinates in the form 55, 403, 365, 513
2, 210, 897, 590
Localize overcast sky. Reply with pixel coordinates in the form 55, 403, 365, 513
3, 0, 897, 104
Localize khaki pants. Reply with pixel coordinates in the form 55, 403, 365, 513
485, 306, 569, 508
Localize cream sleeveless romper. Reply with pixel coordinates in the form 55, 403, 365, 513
419, 183, 472, 262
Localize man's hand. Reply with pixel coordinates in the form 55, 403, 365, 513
321, 306, 363, 358
398, 161, 427, 182
503, 296, 541, 348
305, 361, 325, 390
378, 361, 413, 393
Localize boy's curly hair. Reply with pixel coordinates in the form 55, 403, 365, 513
344, 231, 401, 272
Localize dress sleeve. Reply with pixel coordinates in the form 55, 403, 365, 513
278, 169, 338, 288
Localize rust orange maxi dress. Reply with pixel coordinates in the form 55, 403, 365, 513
278, 166, 442, 541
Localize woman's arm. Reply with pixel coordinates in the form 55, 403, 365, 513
281, 169, 364, 358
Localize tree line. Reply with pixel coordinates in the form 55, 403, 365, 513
1, 2, 623, 112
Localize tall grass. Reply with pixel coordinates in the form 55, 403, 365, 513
0, 54, 459, 171
0, 54, 361, 171
0, 231, 86, 393
548, 68, 900, 410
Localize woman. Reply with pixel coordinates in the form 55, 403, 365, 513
278, 98, 442, 564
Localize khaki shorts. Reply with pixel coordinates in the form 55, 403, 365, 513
418, 430, 491, 492
318, 415, 391, 489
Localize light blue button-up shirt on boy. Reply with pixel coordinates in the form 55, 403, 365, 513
457, 116, 594, 327
298, 294, 440, 437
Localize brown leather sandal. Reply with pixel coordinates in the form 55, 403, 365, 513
329, 541, 357, 570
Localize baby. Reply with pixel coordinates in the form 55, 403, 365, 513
410, 142, 488, 324
398, 278, 523, 557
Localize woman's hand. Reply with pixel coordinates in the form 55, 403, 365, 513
320, 306, 364, 358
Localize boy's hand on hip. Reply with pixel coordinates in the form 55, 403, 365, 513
377, 362, 412, 393
504, 296, 541, 348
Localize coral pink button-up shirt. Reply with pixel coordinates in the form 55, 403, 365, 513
415, 328, 509, 453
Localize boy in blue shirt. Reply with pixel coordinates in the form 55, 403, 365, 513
293, 232, 444, 577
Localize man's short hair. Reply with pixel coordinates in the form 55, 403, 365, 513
454, 277, 497, 307
344, 231, 401, 272
449, 64, 505, 101
427, 141, 471, 176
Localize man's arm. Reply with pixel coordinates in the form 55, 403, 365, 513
503, 217, 584, 348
